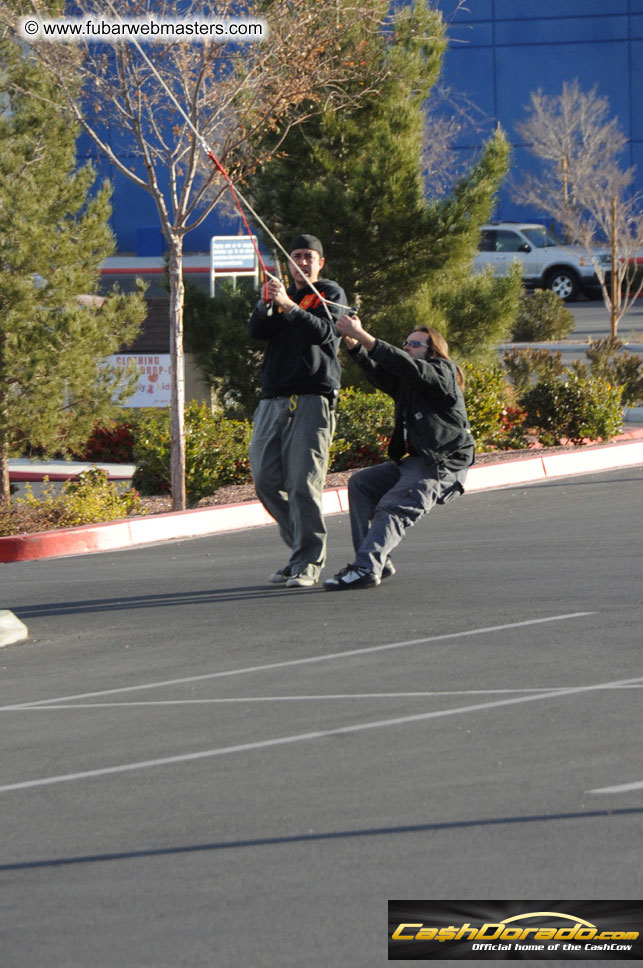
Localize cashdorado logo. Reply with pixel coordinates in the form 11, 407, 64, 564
388, 902, 643, 960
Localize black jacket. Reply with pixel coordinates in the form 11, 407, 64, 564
350, 339, 475, 470
248, 278, 346, 398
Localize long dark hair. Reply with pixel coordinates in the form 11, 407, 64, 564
416, 327, 465, 390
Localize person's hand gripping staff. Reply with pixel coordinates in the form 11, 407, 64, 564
336, 312, 376, 352
264, 274, 297, 314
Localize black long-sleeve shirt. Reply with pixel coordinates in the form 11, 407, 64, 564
248, 279, 346, 397
349, 338, 475, 470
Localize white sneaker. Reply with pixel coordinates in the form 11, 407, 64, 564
285, 574, 317, 588
323, 565, 380, 591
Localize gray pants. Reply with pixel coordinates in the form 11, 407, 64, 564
249, 395, 336, 580
348, 456, 467, 578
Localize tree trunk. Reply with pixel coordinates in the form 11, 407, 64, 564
0, 329, 9, 504
610, 196, 619, 339
168, 236, 187, 511
0, 442, 10, 506
0, 333, 11, 504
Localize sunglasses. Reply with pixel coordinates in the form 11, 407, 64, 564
402, 339, 428, 349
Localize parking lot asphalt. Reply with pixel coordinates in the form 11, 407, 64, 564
0, 467, 641, 967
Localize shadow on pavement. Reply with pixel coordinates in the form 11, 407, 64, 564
12, 586, 326, 618
1, 806, 640, 872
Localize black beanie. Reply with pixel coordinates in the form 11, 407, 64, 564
289, 234, 323, 257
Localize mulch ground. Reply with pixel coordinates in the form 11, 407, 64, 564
3, 432, 641, 535
135, 436, 639, 514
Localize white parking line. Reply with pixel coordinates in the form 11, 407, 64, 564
588, 780, 643, 795
0, 612, 594, 711
1, 673, 641, 794
3, 683, 642, 711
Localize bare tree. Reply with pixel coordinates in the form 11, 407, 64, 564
7, 0, 396, 508
422, 83, 490, 197
514, 80, 643, 337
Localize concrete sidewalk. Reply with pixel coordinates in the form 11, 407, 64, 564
2, 429, 643, 565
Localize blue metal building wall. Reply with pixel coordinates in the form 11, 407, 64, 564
437, 0, 643, 222
85, 2, 643, 252
77, 124, 232, 257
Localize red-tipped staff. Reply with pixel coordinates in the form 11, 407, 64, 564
118, 29, 351, 322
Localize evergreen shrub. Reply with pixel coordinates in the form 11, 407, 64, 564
520, 373, 623, 445
574, 337, 643, 407
462, 361, 506, 443
503, 347, 566, 393
511, 290, 575, 341
330, 388, 394, 471
132, 401, 253, 504
462, 361, 529, 451
0, 467, 144, 536
183, 279, 263, 419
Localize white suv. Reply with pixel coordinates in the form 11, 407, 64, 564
473, 222, 609, 301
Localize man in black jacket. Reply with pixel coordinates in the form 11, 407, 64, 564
324, 313, 475, 591
248, 234, 347, 587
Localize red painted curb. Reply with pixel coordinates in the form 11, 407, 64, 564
1, 439, 642, 563
0, 488, 347, 563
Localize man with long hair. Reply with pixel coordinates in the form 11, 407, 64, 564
324, 316, 475, 591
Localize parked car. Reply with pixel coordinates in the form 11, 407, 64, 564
472, 222, 610, 301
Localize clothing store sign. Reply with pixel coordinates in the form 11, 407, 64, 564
104, 354, 171, 408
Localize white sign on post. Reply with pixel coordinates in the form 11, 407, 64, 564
210, 235, 259, 296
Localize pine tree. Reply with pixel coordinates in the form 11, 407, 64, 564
248, 0, 521, 367
0, 29, 146, 503
420, 133, 524, 361
21, 0, 396, 511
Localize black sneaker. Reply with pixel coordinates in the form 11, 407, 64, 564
323, 565, 380, 591
381, 558, 396, 580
